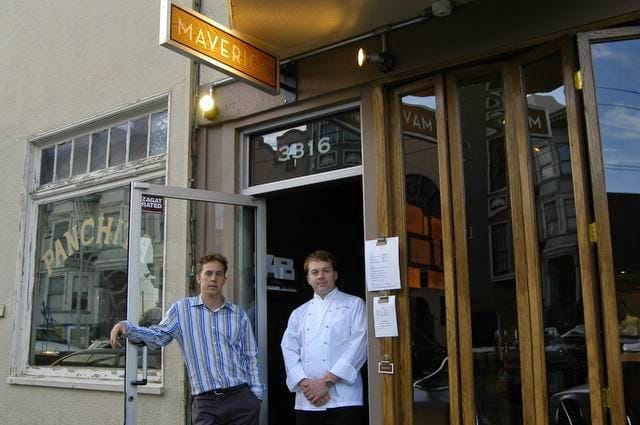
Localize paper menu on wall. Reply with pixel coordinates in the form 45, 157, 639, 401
373, 295, 399, 338
365, 236, 401, 291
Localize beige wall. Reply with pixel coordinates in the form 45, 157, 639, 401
0, 0, 206, 424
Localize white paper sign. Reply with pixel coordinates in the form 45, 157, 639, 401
365, 236, 401, 291
373, 295, 399, 338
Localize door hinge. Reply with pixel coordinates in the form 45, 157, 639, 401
588, 222, 598, 243
602, 387, 611, 408
574, 70, 584, 90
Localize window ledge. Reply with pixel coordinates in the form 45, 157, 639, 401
7, 375, 164, 394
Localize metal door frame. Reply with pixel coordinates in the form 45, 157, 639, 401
125, 181, 267, 424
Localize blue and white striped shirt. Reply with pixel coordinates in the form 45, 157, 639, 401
123, 296, 263, 399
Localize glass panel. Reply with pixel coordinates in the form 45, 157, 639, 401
457, 73, 523, 425
30, 181, 164, 369
129, 117, 149, 161
40, 146, 55, 184
56, 141, 72, 180
591, 37, 640, 424
109, 123, 127, 166
249, 108, 361, 186
72, 134, 90, 176
187, 199, 256, 313
90, 129, 108, 171
401, 88, 449, 425
149, 111, 167, 156
523, 52, 591, 425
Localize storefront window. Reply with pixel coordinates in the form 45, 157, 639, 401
523, 51, 590, 423
40, 109, 167, 185
22, 102, 168, 375
30, 183, 165, 368
591, 37, 640, 424
400, 88, 449, 425
248, 108, 361, 186
457, 72, 522, 425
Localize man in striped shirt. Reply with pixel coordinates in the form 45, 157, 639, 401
110, 253, 262, 425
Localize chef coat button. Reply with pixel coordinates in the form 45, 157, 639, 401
324, 342, 327, 345
322, 359, 326, 362
325, 325, 329, 328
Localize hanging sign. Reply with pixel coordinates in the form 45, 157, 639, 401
159, 0, 279, 94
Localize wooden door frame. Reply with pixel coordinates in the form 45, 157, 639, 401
376, 31, 627, 425
445, 62, 537, 425
508, 38, 608, 425
383, 75, 462, 425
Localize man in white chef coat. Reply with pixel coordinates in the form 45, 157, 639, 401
281, 250, 367, 425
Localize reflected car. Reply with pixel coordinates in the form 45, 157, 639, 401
51, 347, 161, 369
549, 384, 634, 425
34, 328, 81, 365
413, 356, 492, 425
413, 357, 450, 424
549, 384, 590, 425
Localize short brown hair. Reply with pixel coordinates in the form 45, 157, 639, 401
197, 253, 228, 275
303, 250, 337, 274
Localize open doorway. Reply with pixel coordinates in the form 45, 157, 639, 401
264, 176, 366, 425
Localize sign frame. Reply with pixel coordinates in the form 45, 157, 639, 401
159, 0, 280, 95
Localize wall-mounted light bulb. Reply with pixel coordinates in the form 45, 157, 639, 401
357, 48, 368, 67
199, 94, 215, 112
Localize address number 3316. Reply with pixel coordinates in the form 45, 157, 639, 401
277, 137, 332, 162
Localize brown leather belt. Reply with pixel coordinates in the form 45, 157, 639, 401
198, 383, 248, 398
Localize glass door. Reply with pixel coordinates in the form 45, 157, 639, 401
124, 182, 267, 425
578, 27, 640, 425
510, 42, 608, 425
389, 76, 460, 425
446, 64, 536, 425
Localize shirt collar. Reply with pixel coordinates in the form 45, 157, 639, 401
192, 295, 234, 312
313, 287, 339, 301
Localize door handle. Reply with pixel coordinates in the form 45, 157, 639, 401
130, 342, 148, 386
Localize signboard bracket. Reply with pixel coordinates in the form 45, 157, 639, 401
281, 62, 297, 104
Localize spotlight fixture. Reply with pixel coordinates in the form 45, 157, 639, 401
356, 32, 394, 73
199, 85, 219, 121
431, 0, 453, 17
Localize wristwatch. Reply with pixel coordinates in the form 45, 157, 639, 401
325, 379, 335, 389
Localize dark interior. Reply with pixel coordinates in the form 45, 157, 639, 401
264, 176, 367, 425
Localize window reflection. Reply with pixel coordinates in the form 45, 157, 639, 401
249, 109, 361, 186
592, 37, 640, 424
524, 51, 590, 425
458, 73, 522, 425
30, 183, 165, 368
401, 89, 449, 425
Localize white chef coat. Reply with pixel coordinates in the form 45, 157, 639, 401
281, 288, 367, 411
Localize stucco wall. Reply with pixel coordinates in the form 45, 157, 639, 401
0, 1, 201, 424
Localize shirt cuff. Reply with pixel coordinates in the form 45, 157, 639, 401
330, 359, 357, 385
285, 365, 308, 391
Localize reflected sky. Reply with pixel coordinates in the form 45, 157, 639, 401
592, 39, 640, 194
404, 95, 436, 109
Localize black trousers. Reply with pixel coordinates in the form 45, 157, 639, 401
192, 386, 260, 425
295, 406, 364, 425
